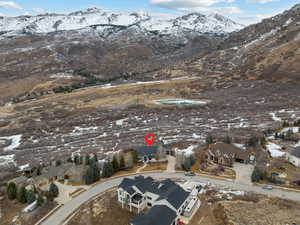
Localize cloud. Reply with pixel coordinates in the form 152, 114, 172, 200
248, 0, 278, 3
150, 0, 243, 15
183, 6, 243, 14
32, 8, 46, 14
151, 0, 235, 8
0, 1, 23, 10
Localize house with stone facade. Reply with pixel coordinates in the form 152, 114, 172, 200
206, 143, 253, 167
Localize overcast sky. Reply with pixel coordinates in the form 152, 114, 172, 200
0, 0, 299, 25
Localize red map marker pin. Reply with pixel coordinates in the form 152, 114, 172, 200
145, 133, 155, 146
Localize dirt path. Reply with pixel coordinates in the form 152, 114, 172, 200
136, 163, 147, 173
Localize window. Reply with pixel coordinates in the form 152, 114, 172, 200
147, 196, 152, 200
147, 203, 152, 207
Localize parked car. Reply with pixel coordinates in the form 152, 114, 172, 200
184, 172, 195, 176
262, 185, 273, 190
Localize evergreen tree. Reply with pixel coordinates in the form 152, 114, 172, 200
131, 151, 139, 165
85, 154, 90, 165
119, 156, 125, 169
17, 186, 27, 204
85, 166, 94, 185
251, 167, 267, 182
67, 157, 73, 163
37, 194, 44, 207
112, 156, 119, 172
206, 135, 214, 145
49, 183, 59, 198
85, 163, 100, 184
74, 155, 80, 165
182, 157, 191, 171
7, 182, 17, 200
26, 190, 36, 204
102, 162, 115, 178
223, 135, 232, 144
46, 191, 54, 202
79, 155, 84, 165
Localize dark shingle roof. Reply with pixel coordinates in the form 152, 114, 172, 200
291, 146, 300, 158
134, 146, 158, 157
119, 176, 189, 209
132, 205, 177, 225
157, 183, 189, 209
119, 178, 137, 189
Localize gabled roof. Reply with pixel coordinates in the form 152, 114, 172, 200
119, 176, 189, 209
291, 146, 300, 158
210, 143, 250, 160
119, 178, 137, 189
132, 205, 177, 225
157, 183, 189, 209
134, 146, 159, 157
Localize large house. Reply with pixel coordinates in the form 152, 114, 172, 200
206, 143, 253, 167
286, 146, 300, 168
118, 176, 199, 225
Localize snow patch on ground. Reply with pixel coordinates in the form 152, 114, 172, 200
0, 135, 22, 151
266, 142, 285, 158
175, 145, 197, 156
72, 126, 98, 135
280, 127, 299, 134
0, 154, 16, 166
269, 112, 282, 121
233, 143, 246, 150
116, 118, 127, 126
295, 141, 300, 147
18, 164, 30, 170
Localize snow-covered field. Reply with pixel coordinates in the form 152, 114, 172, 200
266, 142, 285, 158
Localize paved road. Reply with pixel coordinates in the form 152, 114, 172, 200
41, 172, 300, 225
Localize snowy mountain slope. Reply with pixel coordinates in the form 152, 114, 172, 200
0, 8, 243, 37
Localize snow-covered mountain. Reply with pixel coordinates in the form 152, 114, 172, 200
0, 8, 243, 37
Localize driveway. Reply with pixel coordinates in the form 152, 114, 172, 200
233, 163, 254, 185
54, 181, 89, 205
41, 172, 300, 225
166, 155, 176, 173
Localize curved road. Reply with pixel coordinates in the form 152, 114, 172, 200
41, 172, 300, 225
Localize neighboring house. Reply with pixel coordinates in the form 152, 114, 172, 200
64, 165, 87, 183
206, 143, 252, 167
133, 142, 172, 162
286, 146, 300, 168
41, 163, 87, 184
118, 176, 198, 225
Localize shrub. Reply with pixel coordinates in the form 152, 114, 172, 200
49, 183, 59, 198
17, 186, 27, 204
26, 190, 36, 204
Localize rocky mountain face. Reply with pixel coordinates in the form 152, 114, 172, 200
0, 9, 244, 104
185, 4, 300, 83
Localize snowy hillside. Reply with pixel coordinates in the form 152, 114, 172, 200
0, 8, 243, 37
